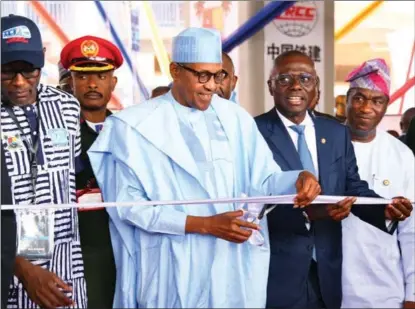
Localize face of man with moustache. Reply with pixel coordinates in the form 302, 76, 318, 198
71, 66, 117, 112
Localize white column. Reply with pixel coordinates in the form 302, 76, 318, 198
16, 1, 26, 16
323, 0, 335, 115
237, 1, 266, 116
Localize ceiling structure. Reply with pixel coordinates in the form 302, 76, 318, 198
334, 1, 414, 77
334, 1, 414, 126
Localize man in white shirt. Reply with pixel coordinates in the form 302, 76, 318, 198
342, 58, 415, 309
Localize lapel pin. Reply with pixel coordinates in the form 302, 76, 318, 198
383, 179, 390, 186
321, 138, 326, 144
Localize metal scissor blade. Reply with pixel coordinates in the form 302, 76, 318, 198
257, 204, 278, 220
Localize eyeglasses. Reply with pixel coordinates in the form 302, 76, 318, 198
271, 73, 317, 90
1, 69, 41, 81
177, 63, 227, 84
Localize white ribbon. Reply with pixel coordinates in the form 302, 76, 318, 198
1, 194, 404, 211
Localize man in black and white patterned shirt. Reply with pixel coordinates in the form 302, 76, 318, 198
1, 14, 87, 308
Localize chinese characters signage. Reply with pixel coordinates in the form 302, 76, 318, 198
266, 43, 321, 63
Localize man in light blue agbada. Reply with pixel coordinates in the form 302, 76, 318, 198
88, 27, 321, 308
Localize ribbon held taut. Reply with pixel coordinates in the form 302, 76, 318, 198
1, 194, 406, 211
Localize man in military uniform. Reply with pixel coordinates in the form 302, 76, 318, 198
60, 35, 123, 308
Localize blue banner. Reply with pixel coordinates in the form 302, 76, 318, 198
222, 1, 295, 53
130, 7, 140, 52
94, 0, 149, 99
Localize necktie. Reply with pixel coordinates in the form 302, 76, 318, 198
290, 124, 317, 261
24, 105, 39, 144
289, 125, 316, 175
95, 124, 103, 133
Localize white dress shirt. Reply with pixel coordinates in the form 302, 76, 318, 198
85, 120, 105, 133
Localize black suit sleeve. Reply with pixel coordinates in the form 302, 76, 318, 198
265, 204, 310, 234
343, 127, 387, 232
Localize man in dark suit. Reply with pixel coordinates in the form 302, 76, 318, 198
60, 35, 124, 308
255, 50, 412, 309
1, 147, 16, 309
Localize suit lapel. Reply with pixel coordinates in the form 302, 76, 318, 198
313, 116, 331, 191
267, 110, 303, 170
136, 97, 207, 195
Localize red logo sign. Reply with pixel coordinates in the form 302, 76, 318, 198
276, 6, 316, 21
272, 1, 318, 38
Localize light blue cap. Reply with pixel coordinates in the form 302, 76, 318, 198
172, 27, 222, 64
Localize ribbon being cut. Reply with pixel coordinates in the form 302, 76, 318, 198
2, 194, 405, 247
0, 194, 404, 211
2, 194, 409, 249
